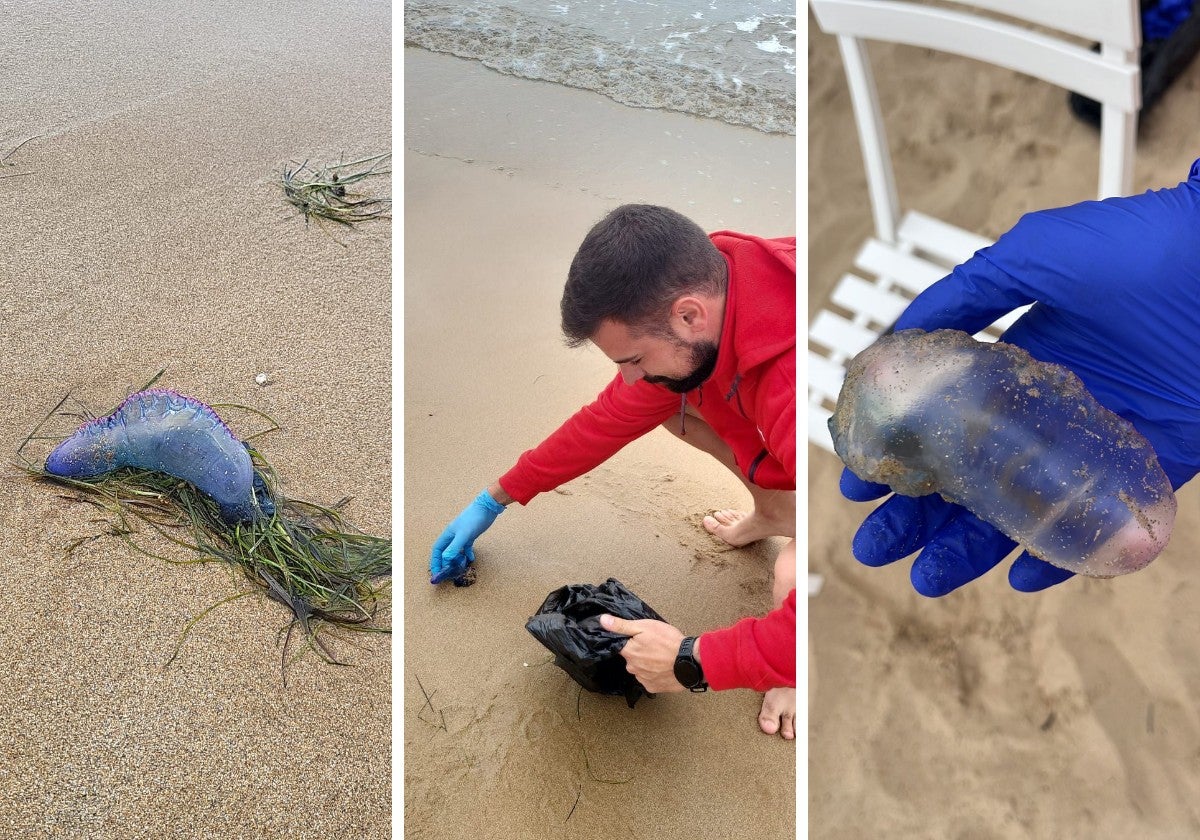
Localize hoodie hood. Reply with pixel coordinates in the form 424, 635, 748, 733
708, 231, 796, 384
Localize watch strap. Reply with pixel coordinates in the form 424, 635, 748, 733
676, 636, 708, 692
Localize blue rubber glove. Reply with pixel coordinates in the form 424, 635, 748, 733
841, 158, 1200, 596
430, 489, 506, 584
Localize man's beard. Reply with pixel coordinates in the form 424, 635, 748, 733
644, 340, 719, 393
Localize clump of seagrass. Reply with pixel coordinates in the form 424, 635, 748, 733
281, 153, 391, 227
18, 381, 390, 682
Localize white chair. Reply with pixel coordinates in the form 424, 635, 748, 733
807, 0, 1142, 453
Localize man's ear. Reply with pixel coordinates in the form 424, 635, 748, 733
672, 295, 708, 336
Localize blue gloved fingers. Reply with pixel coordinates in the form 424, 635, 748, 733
851, 489, 1077, 594
850, 493, 958, 567
430, 528, 454, 579
430, 559, 452, 585
430, 552, 469, 585
1008, 550, 1075, 592
440, 526, 475, 564
431, 545, 476, 585
431, 528, 476, 584
429, 541, 465, 584
909, 509, 1018, 597
839, 467, 891, 502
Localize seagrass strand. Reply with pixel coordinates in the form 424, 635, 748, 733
20, 439, 391, 676
281, 153, 392, 226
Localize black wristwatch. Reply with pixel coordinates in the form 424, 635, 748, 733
673, 636, 708, 692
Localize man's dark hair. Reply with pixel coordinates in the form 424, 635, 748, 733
560, 204, 727, 347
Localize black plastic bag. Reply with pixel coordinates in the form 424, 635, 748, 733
525, 578, 666, 709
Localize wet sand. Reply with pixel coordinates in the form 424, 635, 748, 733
809, 12, 1200, 838
0, 4, 391, 837
403, 48, 796, 840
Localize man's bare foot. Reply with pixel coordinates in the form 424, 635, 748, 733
703, 509, 789, 546
759, 687, 796, 739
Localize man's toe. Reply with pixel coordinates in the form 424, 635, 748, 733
780, 713, 795, 740
759, 709, 781, 735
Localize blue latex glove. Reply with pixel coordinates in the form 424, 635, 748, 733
430, 489, 506, 584
841, 158, 1200, 596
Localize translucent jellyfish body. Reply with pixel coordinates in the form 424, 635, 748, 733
45, 389, 260, 523
829, 329, 1176, 577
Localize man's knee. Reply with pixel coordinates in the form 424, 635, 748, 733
772, 539, 797, 606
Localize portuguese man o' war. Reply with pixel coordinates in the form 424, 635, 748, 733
829, 329, 1176, 578
45, 389, 268, 523
27, 383, 390, 676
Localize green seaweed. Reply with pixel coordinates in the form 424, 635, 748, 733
17, 385, 390, 682
281, 152, 391, 228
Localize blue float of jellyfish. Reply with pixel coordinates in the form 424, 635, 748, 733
829, 329, 1176, 577
45, 389, 273, 523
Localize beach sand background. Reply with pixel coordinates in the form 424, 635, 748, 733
0, 3, 391, 837
403, 48, 795, 839
809, 11, 1200, 839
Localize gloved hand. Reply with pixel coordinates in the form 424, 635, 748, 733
430, 489, 506, 584
841, 159, 1200, 596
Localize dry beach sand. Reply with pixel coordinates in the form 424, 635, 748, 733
404, 48, 795, 840
0, 3, 390, 837
809, 11, 1200, 839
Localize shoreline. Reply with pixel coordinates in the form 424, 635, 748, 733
404, 5, 796, 136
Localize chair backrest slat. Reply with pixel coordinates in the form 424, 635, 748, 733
811, 0, 1140, 111
937, 0, 1140, 50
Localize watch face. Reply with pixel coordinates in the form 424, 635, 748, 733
674, 658, 701, 687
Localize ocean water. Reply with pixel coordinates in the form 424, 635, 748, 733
404, 0, 796, 134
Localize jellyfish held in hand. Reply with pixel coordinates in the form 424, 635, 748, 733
829, 329, 1175, 578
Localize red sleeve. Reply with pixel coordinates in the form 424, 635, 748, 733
699, 589, 796, 691
498, 374, 681, 504
755, 350, 796, 484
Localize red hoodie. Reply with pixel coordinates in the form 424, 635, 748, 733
498, 232, 796, 501
499, 231, 797, 692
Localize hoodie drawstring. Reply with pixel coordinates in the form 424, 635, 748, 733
724, 372, 749, 419
724, 372, 743, 402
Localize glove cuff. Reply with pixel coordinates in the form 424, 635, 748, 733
475, 489, 506, 515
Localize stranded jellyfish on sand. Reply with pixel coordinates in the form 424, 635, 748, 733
45, 389, 268, 522
31, 386, 390, 673
829, 329, 1176, 578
